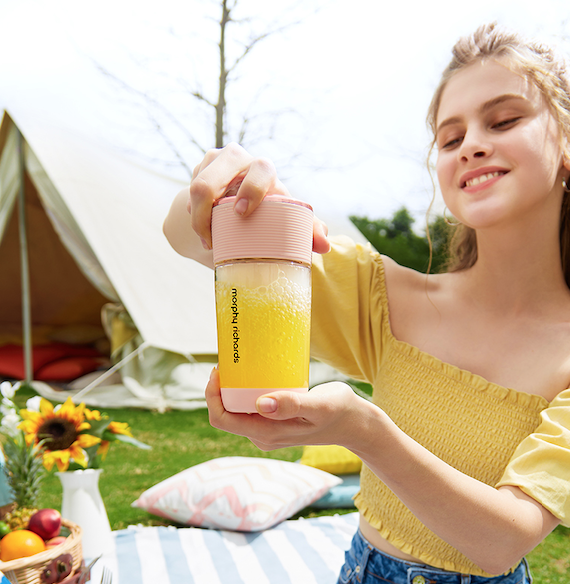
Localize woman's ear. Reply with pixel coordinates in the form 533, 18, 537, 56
562, 139, 570, 171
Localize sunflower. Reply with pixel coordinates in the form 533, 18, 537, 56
19, 397, 101, 472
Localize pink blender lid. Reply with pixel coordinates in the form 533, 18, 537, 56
211, 195, 313, 266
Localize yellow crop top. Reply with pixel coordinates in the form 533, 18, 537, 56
310, 236, 570, 576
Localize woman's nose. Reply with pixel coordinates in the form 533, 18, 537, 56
459, 127, 492, 161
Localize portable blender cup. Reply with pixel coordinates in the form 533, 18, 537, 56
212, 195, 313, 413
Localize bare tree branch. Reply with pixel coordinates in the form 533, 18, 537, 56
93, 60, 206, 167
191, 91, 216, 108
92, 0, 327, 171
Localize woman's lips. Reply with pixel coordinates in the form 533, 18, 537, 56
460, 169, 509, 189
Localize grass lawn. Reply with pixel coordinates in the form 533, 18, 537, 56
14, 388, 570, 583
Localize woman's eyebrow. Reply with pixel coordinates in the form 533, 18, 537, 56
436, 93, 528, 136
480, 93, 528, 113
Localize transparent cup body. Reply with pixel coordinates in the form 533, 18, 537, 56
215, 259, 311, 413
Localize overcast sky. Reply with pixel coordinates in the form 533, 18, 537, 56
1, 0, 569, 229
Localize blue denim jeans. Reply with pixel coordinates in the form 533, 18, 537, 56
337, 530, 532, 584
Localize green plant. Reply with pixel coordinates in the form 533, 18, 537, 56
2, 432, 45, 510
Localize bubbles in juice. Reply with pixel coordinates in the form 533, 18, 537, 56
215, 262, 311, 389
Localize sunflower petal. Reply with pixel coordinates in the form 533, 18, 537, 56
44, 450, 71, 472
69, 445, 88, 467
59, 397, 79, 419
108, 421, 133, 437
19, 410, 43, 425
76, 434, 101, 448
84, 408, 103, 421
39, 398, 55, 416
42, 452, 55, 472
24, 433, 37, 446
97, 440, 110, 460
18, 419, 39, 434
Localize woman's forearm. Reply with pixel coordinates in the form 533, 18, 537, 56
350, 402, 559, 574
163, 188, 214, 268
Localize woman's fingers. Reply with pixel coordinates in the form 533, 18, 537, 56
188, 142, 330, 254
313, 217, 331, 254
232, 157, 280, 217
190, 144, 288, 248
205, 367, 259, 435
190, 144, 251, 246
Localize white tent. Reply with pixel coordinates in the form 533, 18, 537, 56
0, 110, 367, 410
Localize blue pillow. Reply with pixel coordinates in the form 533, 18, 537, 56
312, 474, 359, 509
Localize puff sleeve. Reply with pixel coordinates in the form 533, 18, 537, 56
310, 235, 385, 384
496, 387, 570, 526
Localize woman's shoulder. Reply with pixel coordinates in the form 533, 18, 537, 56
380, 254, 446, 298
380, 254, 452, 344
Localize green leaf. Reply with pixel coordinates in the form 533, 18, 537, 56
82, 418, 112, 439
84, 443, 102, 466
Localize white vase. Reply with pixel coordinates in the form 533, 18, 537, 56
56, 468, 114, 558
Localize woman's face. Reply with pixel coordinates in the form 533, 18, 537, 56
435, 59, 566, 230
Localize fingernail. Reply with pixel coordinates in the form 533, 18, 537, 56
234, 198, 249, 215
200, 237, 211, 250
257, 397, 277, 413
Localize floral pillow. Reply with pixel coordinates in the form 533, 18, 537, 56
132, 456, 341, 532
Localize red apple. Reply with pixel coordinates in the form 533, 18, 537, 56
28, 509, 62, 541
46, 536, 67, 548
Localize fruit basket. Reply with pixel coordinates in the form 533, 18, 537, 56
0, 520, 82, 584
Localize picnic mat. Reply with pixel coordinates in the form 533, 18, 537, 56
90, 512, 359, 583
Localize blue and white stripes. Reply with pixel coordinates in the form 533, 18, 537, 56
93, 513, 358, 584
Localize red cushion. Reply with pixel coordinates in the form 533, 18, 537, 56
35, 356, 104, 382
0, 343, 102, 380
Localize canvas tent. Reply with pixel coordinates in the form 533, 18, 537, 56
0, 109, 367, 410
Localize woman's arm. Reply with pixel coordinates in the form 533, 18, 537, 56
163, 187, 214, 267
205, 369, 560, 575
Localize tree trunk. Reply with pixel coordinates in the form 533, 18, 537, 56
216, 0, 230, 148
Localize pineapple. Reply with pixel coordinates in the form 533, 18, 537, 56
2, 432, 45, 530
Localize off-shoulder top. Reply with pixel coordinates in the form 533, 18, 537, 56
310, 236, 570, 576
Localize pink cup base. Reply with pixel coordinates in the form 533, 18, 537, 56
221, 387, 308, 413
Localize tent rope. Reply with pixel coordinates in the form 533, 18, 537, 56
71, 341, 151, 403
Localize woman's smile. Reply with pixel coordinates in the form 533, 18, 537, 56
461, 168, 509, 191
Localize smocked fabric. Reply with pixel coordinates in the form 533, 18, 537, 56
310, 236, 551, 577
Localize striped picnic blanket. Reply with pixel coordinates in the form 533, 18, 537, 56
90, 513, 358, 583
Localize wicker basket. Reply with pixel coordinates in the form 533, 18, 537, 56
0, 519, 82, 584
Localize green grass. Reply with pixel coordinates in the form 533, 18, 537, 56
13, 387, 570, 582
527, 525, 570, 583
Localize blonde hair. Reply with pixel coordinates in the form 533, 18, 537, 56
426, 23, 570, 282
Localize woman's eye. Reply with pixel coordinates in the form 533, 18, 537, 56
493, 117, 521, 129
442, 136, 463, 149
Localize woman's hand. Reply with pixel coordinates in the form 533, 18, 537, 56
164, 143, 330, 259
205, 367, 370, 451
189, 143, 288, 249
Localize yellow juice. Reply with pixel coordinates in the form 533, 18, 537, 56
215, 261, 311, 390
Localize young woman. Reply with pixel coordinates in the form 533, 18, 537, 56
164, 23, 570, 583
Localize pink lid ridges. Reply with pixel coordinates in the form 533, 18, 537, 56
211, 195, 314, 265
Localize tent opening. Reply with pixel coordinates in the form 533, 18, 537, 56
0, 171, 111, 383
